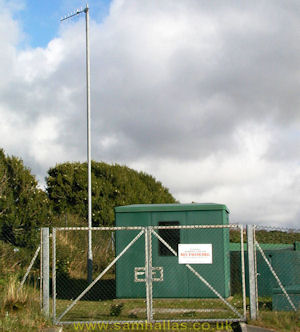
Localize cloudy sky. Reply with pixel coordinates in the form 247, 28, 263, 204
1, 0, 300, 227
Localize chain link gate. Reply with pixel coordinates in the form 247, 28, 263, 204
149, 224, 246, 324
253, 225, 300, 314
52, 226, 147, 325
52, 225, 246, 326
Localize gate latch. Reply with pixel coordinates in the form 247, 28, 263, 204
134, 267, 163, 282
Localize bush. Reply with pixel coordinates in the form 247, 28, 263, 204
46, 161, 176, 226
0, 149, 51, 248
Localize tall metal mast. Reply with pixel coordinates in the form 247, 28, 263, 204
61, 4, 93, 284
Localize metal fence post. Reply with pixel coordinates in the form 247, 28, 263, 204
145, 227, 153, 322
42, 227, 50, 317
40, 228, 43, 309
52, 228, 57, 323
240, 225, 247, 320
247, 225, 257, 320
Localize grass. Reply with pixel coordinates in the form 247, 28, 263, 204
2, 275, 29, 310
0, 275, 51, 331
55, 296, 244, 322
248, 311, 300, 331
0, 239, 50, 331
56, 229, 114, 280
53, 216, 115, 281
52, 294, 300, 331
0, 278, 299, 331
0, 269, 296, 332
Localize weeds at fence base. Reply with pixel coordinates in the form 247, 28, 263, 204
248, 310, 300, 331
110, 303, 124, 317
0, 278, 51, 331
2, 276, 28, 310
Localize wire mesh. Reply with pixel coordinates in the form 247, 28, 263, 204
254, 225, 300, 313
53, 227, 147, 323
52, 225, 248, 324
3, 220, 300, 327
0, 226, 41, 289
150, 224, 246, 322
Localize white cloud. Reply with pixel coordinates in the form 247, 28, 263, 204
1, 0, 300, 227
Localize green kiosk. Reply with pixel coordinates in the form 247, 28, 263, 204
115, 203, 231, 299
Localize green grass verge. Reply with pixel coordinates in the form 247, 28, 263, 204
0, 291, 299, 331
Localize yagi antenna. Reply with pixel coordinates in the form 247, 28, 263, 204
60, 5, 87, 21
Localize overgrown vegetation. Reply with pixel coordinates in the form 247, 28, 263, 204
0, 149, 51, 248
0, 148, 176, 258
46, 161, 176, 226
0, 238, 46, 331
0, 274, 50, 331
54, 216, 115, 281
2, 275, 29, 310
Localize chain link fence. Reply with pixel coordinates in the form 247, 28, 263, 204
53, 227, 147, 324
0, 226, 42, 313
254, 225, 300, 313
0, 226, 41, 287
52, 224, 247, 325
150, 224, 246, 323
1, 222, 299, 327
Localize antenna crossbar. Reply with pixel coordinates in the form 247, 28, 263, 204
60, 7, 86, 22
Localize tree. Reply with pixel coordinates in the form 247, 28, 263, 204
0, 149, 51, 247
46, 161, 177, 226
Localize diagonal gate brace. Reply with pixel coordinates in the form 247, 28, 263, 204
56, 229, 145, 323
151, 229, 243, 320
256, 241, 297, 312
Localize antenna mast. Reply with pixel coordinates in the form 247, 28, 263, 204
61, 4, 93, 284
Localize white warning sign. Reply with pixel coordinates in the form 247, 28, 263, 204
178, 244, 213, 264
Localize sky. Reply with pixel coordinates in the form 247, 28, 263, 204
1, 0, 300, 228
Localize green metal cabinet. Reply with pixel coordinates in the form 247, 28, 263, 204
272, 285, 300, 311
230, 245, 300, 297
257, 251, 300, 296
115, 203, 231, 299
